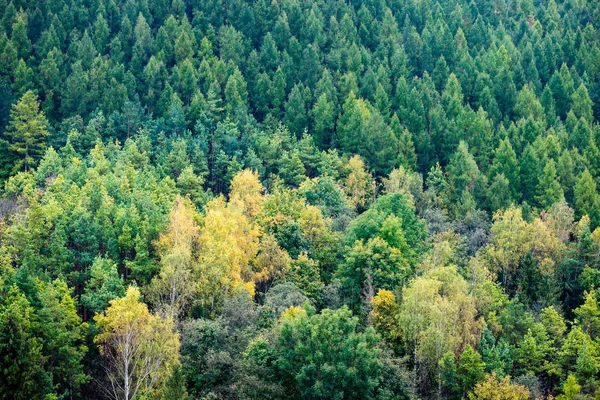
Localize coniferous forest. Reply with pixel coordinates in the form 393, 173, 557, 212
2, 0, 600, 397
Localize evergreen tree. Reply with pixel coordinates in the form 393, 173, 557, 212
0, 287, 50, 399
397, 125, 417, 170
3, 90, 49, 172
592, 76, 600, 122
490, 138, 521, 201
284, 84, 308, 137
311, 93, 334, 149
337, 91, 364, 154
489, 173, 513, 212
574, 168, 600, 226
536, 159, 564, 208
571, 84, 594, 123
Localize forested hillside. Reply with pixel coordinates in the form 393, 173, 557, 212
1, 0, 600, 397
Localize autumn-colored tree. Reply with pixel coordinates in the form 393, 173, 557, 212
469, 373, 529, 400
149, 197, 199, 319
485, 206, 529, 287
196, 195, 261, 313
229, 169, 265, 221
371, 289, 402, 352
398, 265, 482, 395
94, 287, 180, 400
344, 155, 374, 211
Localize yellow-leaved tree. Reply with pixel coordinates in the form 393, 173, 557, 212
229, 169, 265, 221
469, 373, 529, 400
371, 289, 402, 352
382, 262, 484, 396
195, 170, 263, 313
94, 286, 180, 400
148, 197, 200, 319
343, 155, 374, 211
484, 205, 566, 291
151, 171, 295, 316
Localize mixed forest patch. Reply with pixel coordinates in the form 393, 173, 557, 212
1, 0, 600, 397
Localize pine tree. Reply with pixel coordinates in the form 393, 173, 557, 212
447, 141, 480, 205
397, 125, 417, 170
0, 286, 51, 399
252, 72, 272, 119
536, 159, 564, 208
337, 91, 364, 154
494, 68, 517, 118
489, 173, 513, 212
311, 93, 334, 149
571, 84, 594, 123
260, 32, 279, 71
224, 67, 248, 114
284, 84, 308, 137
440, 351, 461, 398
480, 328, 507, 377
575, 341, 598, 383
592, 76, 600, 122
490, 139, 521, 201
574, 168, 600, 226
279, 150, 306, 187
549, 65, 575, 120
3, 90, 49, 172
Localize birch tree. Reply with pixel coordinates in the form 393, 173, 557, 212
94, 287, 180, 400
148, 197, 199, 319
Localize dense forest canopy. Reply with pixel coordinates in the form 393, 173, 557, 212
1, 0, 600, 397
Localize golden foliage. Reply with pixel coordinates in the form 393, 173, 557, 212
94, 287, 180, 399
469, 373, 529, 400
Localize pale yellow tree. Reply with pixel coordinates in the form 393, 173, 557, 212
229, 169, 265, 221
592, 227, 600, 258
469, 373, 529, 400
484, 205, 566, 287
343, 155, 375, 210
525, 216, 565, 277
418, 231, 462, 274
486, 206, 529, 286
397, 274, 441, 389
382, 166, 423, 207
148, 197, 199, 319
541, 200, 575, 243
398, 266, 483, 395
94, 287, 180, 400
196, 195, 261, 312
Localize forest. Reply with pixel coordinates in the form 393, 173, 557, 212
1, 0, 600, 398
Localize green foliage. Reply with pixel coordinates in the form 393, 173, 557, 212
2, 0, 600, 397
346, 193, 426, 267
81, 258, 126, 315
457, 344, 486, 396
266, 306, 405, 399
0, 286, 49, 399
3, 90, 49, 173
